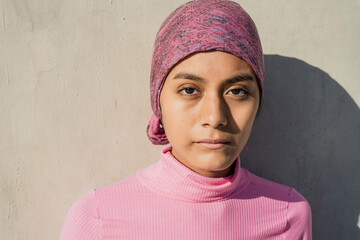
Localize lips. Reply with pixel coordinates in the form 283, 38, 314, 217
195, 138, 231, 150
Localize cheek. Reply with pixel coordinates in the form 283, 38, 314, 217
232, 102, 258, 131
160, 98, 197, 145
162, 95, 195, 123
161, 96, 184, 132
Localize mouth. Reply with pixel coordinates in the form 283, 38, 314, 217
195, 139, 231, 150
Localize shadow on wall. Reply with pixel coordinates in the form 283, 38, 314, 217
240, 55, 360, 240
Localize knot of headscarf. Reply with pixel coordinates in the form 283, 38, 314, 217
147, 113, 168, 145
147, 0, 265, 145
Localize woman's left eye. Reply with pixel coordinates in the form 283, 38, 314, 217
228, 88, 248, 96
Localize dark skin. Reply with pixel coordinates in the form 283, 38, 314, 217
159, 51, 260, 177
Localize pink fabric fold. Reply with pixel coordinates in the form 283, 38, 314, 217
137, 144, 248, 202
147, 113, 168, 145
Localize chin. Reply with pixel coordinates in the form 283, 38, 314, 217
198, 156, 235, 172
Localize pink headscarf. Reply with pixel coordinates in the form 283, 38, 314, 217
147, 0, 265, 145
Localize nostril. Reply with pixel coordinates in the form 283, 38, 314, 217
201, 111, 228, 128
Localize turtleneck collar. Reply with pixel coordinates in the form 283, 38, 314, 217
136, 144, 250, 202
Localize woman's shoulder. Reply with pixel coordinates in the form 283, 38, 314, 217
243, 169, 312, 237
76, 173, 148, 210
60, 174, 144, 239
60, 188, 101, 240
244, 169, 309, 202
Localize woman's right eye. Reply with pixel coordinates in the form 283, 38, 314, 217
179, 87, 199, 95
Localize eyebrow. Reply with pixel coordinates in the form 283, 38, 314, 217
173, 72, 254, 84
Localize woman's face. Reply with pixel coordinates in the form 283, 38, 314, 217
160, 51, 260, 177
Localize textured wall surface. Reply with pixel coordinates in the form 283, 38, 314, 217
1, 0, 359, 239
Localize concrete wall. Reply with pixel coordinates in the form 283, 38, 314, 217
1, 0, 359, 239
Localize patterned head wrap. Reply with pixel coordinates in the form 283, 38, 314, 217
147, 0, 265, 145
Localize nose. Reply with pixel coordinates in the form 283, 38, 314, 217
199, 92, 228, 128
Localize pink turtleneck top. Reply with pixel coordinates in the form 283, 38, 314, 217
60, 145, 312, 239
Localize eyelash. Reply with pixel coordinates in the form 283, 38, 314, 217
178, 87, 249, 97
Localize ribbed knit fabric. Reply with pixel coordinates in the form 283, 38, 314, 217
60, 145, 312, 239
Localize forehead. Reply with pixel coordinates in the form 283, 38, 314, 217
166, 51, 256, 82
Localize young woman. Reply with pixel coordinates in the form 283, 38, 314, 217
60, 0, 312, 239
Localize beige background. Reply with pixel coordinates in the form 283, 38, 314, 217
1, 0, 359, 239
